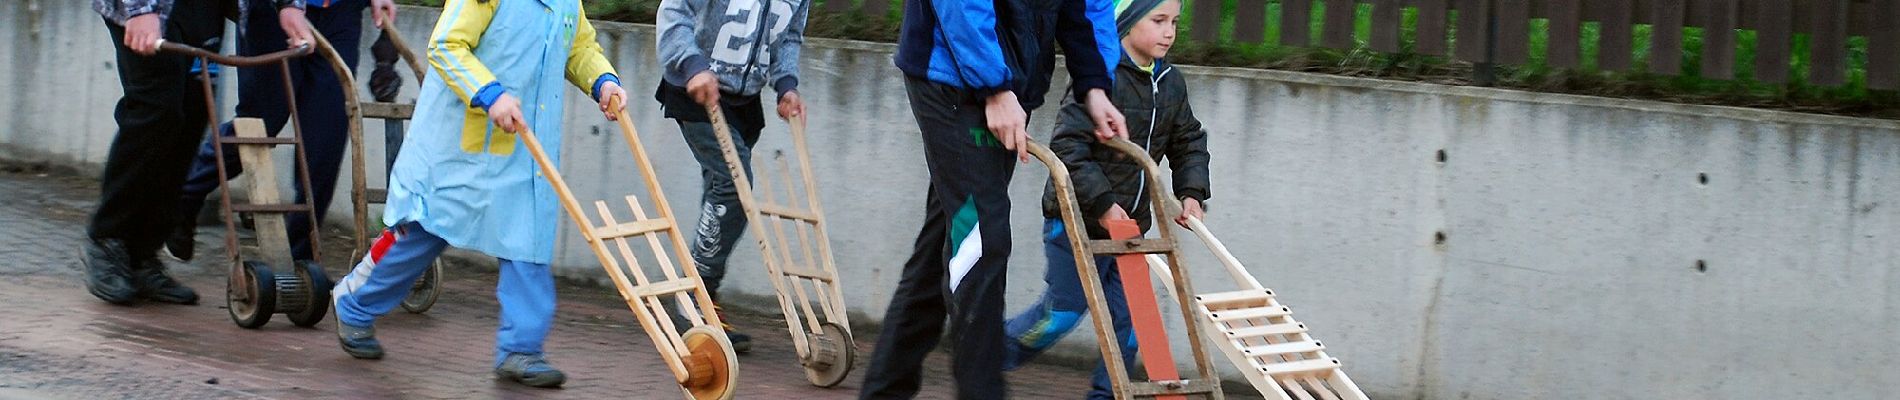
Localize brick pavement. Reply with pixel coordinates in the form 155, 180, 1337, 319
0, 165, 1247, 399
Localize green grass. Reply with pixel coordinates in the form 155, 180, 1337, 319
395, 0, 1895, 118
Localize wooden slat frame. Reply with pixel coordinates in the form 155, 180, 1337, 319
1871, 0, 1900, 89
1282, 0, 1314, 45
1414, 0, 1451, 55
1237, 0, 1271, 43
1752, 0, 1794, 83
1700, 0, 1741, 79
1492, 0, 1530, 64
1808, 0, 1851, 85
1598, 0, 1635, 71
1190, 0, 1225, 42
1648, 0, 1686, 74
1323, 0, 1359, 49
1544, 0, 1584, 68
1453, 0, 1491, 62
1368, 0, 1404, 52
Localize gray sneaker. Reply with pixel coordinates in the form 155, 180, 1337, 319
495, 353, 566, 388
336, 319, 384, 359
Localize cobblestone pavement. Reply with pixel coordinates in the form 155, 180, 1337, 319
0, 165, 1165, 399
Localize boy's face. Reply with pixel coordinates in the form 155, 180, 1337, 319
1122, 0, 1182, 62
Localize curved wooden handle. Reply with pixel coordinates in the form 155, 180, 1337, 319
378, 24, 427, 83
158, 40, 312, 67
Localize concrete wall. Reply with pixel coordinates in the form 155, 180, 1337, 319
6, 2, 1900, 399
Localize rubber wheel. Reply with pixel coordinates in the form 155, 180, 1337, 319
679, 325, 739, 400
399, 259, 443, 313
227, 261, 278, 329
286, 260, 332, 327
803, 321, 856, 388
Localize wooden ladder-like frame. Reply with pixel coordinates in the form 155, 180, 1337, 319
1030, 139, 1223, 400
516, 110, 739, 400
1077, 139, 1369, 400
706, 108, 856, 387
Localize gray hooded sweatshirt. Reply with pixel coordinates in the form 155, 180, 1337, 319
657, 0, 810, 98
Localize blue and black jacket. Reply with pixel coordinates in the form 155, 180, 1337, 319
895, 0, 1119, 110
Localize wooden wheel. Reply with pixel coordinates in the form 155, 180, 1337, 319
802, 322, 855, 387
680, 325, 738, 400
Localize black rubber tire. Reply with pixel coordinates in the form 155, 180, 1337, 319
286, 260, 332, 328
399, 260, 443, 313
228, 261, 277, 329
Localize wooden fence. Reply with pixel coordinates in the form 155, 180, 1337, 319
822, 0, 1900, 89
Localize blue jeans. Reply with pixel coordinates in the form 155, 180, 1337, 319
1004, 219, 1137, 400
332, 222, 557, 367
673, 114, 760, 298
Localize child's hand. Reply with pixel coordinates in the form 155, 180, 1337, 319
1099, 203, 1130, 222
597, 80, 627, 121
777, 91, 805, 120
1175, 198, 1205, 228
1084, 88, 1127, 141
278, 8, 315, 48
985, 91, 1029, 163
123, 14, 162, 55
687, 71, 721, 107
488, 93, 527, 133
370, 0, 397, 28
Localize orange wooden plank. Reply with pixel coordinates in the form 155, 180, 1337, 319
1105, 218, 1186, 400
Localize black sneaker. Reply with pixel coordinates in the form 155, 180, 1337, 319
80, 238, 137, 305
132, 258, 199, 305
725, 327, 752, 354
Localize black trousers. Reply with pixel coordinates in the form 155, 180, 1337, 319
88, 0, 225, 257
860, 77, 1018, 399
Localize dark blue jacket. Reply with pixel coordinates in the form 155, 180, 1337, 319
895, 0, 1119, 109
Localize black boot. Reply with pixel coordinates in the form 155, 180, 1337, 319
164, 223, 196, 262
132, 258, 199, 305
165, 199, 202, 261
80, 238, 137, 305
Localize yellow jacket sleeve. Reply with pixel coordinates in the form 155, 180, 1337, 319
565, 5, 618, 99
426, 0, 501, 105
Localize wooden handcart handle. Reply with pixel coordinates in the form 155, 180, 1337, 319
157, 39, 312, 67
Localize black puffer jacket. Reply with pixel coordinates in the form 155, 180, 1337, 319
1041, 55, 1211, 239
